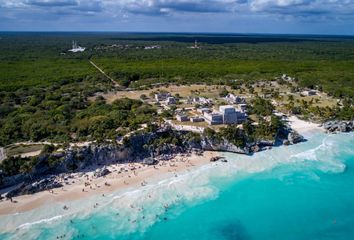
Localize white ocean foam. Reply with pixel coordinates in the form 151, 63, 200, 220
17, 214, 64, 230
288, 135, 346, 173
2, 132, 353, 239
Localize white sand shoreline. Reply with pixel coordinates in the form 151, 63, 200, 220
287, 115, 324, 136
0, 151, 219, 216
0, 116, 324, 217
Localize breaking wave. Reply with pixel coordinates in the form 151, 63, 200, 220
1, 132, 353, 239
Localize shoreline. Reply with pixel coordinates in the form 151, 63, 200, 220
0, 116, 323, 217
0, 151, 219, 216
286, 115, 324, 136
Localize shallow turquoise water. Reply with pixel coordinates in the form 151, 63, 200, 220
1, 132, 353, 240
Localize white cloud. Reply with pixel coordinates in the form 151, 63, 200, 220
249, 0, 354, 16
0, 0, 353, 24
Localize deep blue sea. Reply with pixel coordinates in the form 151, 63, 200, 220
1, 131, 353, 240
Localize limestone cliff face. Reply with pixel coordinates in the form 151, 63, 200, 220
323, 120, 354, 133
58, 145, 130, 172
0, 127, 305, 197
200, 137, 250, 154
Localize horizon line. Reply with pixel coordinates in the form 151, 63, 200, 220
1, 30, 354, 37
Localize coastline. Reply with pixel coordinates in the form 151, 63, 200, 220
0, 116, 323, 216
0, 151, 219, 216
286, 115, 324, 136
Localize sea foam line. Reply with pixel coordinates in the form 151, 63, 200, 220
17, 214, 65, 230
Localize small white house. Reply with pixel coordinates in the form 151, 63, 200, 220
301, 90, 317, 96
197, 108, 211, 114
176, 114, 190, 122
190, 116, 205, 123
155, 92, 171, 102
166, 97, 177, 105
224, 93, 246, 104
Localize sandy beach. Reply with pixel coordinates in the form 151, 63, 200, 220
0, 116, 324, 216
0, 151, 219, 216
287, 115, 324, 136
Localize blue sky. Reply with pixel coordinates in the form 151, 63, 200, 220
0, 0, 354, 34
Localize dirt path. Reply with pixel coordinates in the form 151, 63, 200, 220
89, 60, 120, 87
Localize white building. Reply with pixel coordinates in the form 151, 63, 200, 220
176, 114, 189, 122
192, 97, 212, 105
301, 90, 317, 96
155, 92, 171, 102
219, 105, 238, 124
190, 116, 205, 123
189, 40, 200, 49
166, 97, 177, 105
144, 45, 161, 50
281, 74, 295, 82
197, 108, 211, 114
224, 93, 246, 104
68, 41, 85, 53
220, 105, 247, 124
203, 112, 223, 125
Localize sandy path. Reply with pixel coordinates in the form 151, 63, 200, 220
89, 60, 119, 87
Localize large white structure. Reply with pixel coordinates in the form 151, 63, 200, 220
219, 105, 239, 124
68, 41, 85, 53
204, 112, 223, 125
203, 105, 247, 125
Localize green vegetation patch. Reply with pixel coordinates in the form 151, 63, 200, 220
5, 144, 44, 157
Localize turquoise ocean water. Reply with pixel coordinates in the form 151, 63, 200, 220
0, 131, 353, 240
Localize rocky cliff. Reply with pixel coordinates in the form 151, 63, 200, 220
0, 126, 304, 197
323, 120, 354, 133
